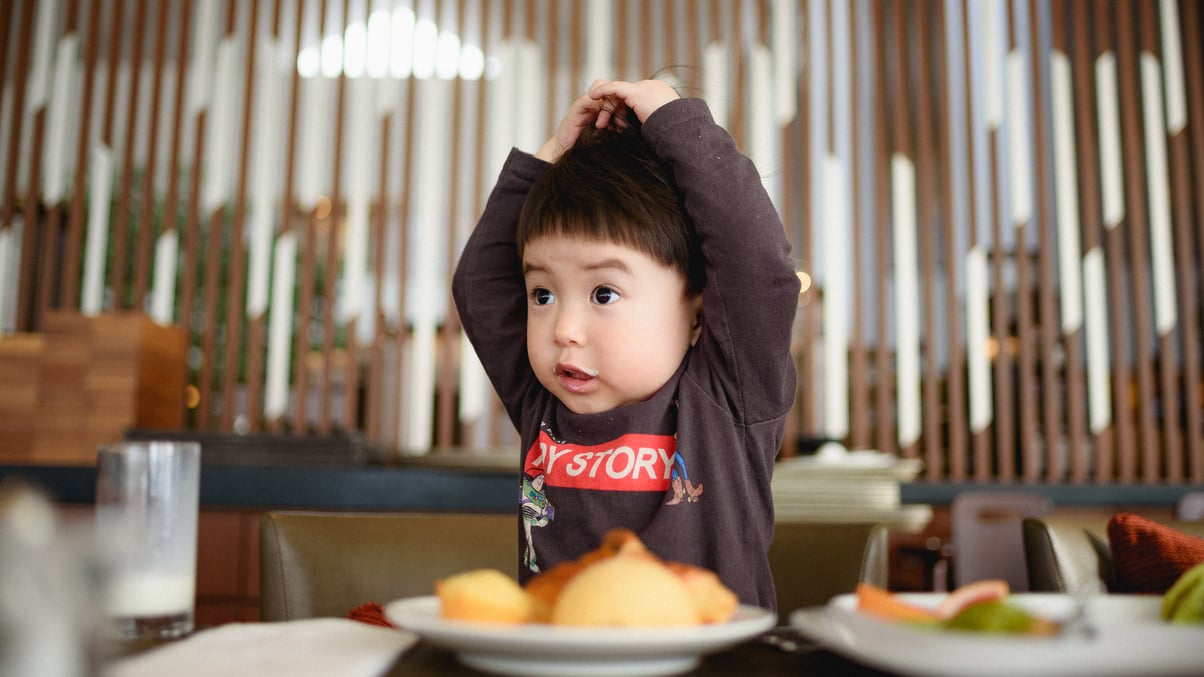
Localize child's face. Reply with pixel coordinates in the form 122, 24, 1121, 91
522, 235, 701, 415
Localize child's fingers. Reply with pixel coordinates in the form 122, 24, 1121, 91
594, 97, 617, 128
538, 93, 606, 161
588, 79, 632, 103
593, 94, 633, 129
587, 79, 677, 123
587, 78, 609, 94
570, 92, 602, 120
560, 94, 601, 135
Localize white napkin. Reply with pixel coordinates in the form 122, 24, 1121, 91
104, 618, 418, 677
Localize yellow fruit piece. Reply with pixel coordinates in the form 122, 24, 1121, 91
1163, 563, 1204, 624
944, 600, 1057, 635
436, 569, 535, 623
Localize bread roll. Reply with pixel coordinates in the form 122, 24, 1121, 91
550, 552, 701, 626
434, 530, 740, 626
525, 528, 648, 616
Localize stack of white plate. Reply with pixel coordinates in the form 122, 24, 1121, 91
772, 445, 933, 532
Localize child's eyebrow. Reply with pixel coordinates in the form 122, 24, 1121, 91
583, 258, 632, 274
521, 258, 633, 276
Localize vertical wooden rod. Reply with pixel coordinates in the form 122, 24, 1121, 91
1027, 0, 1065, 482
1114, 0, 1160, 482
109, 0, 149, 310
132, 1, 171, 310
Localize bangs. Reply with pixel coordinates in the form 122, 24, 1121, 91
517, 123, 706, 295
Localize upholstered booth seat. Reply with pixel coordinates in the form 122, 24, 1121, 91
259, 511, 518, 622
260, 510, 888, 624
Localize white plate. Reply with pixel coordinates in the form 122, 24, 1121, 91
384, 596, 775, 677
791, 592, 1204, 677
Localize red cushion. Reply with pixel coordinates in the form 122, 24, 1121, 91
1107, 513, 1204, 594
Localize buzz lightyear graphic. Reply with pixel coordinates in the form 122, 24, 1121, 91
521, 471, 553, 573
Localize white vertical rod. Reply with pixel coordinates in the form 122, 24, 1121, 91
150, 230, 178, 325
246, 38, 283, 318
1159, 0, 1186, 134
26, 0, 60, 112
265, 232, 298, 420
81, 146, 114, 316
1095, 51, 1125, 228
1082, 248, 1111, 434
966, 0, 994, 435
404, 78, 451, 452
43, 36, 78, 204
892, 154, 920, 450
189, 0, 221, 114
1139, 54, 1176, 335
1050, 51, 1083, 334
202, 36, 241, 213
771, 0, 797, 125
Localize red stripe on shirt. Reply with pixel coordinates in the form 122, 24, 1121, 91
523, 430, 678, 491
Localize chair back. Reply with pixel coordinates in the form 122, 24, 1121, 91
768, 521, 888, 623
1024, 514, 1204, 594
1022, 514, 1113, 594
261, 510, 887, 624
951, 491, 1053, 590
259, 511, 517, 622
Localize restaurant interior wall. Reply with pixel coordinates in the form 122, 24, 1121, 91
0, 0, 1201, 486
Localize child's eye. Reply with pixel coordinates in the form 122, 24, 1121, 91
591, 286, 621, 305
530, 288, 555, 305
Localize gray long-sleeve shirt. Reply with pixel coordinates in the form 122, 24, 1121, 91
452, 97, 800, 610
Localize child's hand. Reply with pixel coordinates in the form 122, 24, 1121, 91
588, 79, 680, 127
534, 81, 610, 163
533, 79, 679, 163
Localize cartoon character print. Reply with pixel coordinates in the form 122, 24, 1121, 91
520, 421, 704, 573
664, 449, 703, 505
520, 421, 562, 573
663, 408, 703, 506
520, 471, 554, 573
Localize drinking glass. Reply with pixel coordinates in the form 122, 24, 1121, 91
95, 440, 200, 641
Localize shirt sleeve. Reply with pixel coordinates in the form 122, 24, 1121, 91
640, 98, 801, 424
451, 149, 549, 428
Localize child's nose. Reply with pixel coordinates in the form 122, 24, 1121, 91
553, 304, 586, 346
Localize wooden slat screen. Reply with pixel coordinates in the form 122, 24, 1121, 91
0, 0, 1201, 484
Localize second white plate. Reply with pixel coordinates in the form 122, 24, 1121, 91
791, 592, 1204, 677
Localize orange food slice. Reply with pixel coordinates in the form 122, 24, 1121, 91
855, 582, 939, 622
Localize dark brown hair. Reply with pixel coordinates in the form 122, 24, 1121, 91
517, 113, 705, 296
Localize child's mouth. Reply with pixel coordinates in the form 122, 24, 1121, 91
556, 364, 598, 393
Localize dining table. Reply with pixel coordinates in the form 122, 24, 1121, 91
102, 592, 1204, 677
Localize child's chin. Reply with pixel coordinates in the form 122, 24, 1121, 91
558, 393, 616, 416
561, 398, 607, 416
